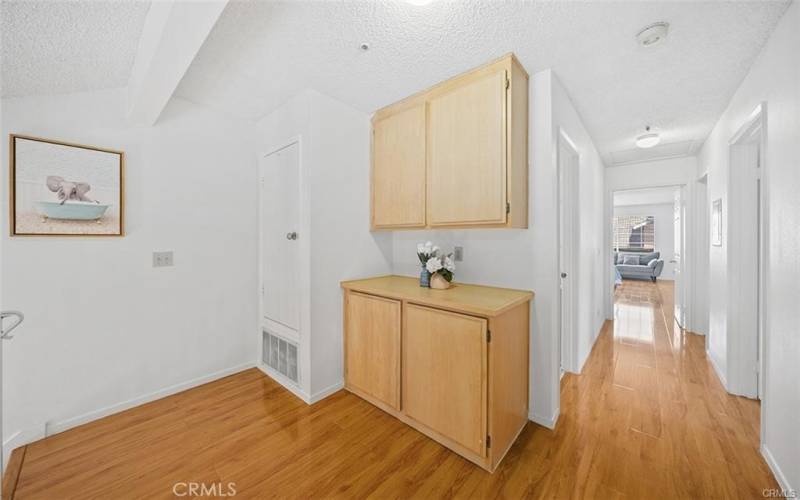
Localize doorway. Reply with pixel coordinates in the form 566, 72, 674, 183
611, 185, 686, 328
694, 174, 710, 340
728, 104, 766, 401
557, 129, 579, 376
672, 186, 686, 328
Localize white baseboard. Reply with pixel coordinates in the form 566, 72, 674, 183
256, 364, 343, 405
256, 363, 310, 402
48, 362, 256, 436
2, 427, 45, 471
706, 348, 728, 390
529, 407, 559, 430
309, 381, 344, 404
761, 444, 795, 495
2, 361, 256, 465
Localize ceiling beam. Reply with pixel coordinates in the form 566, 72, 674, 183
127, 0, 228, 125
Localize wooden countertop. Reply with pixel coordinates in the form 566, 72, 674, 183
341, 275, 533, 317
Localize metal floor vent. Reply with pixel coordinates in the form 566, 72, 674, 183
262, 330, 298, 383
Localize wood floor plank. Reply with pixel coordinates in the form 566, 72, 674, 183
2, 445, 27, 500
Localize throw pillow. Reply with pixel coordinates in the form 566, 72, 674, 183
639, 252, 659, 265
622, 255, 639, 265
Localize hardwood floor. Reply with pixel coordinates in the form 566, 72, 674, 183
7, 279, 776, 499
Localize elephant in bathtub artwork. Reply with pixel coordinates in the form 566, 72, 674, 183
36, 175, 111, 221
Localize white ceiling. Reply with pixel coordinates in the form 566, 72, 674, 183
1, 0, 789, 167
609, 139, 699, 166
614, 186, 678, 207
174, 0, 788, 165
0, 0, 150, 97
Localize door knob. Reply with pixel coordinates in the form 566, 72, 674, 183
286, 232, 298, 240
561, 272, 568, 278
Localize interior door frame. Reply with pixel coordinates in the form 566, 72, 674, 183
557, 128, 580, 375
693, 173, 710, 339
258, 136, 311, 390
673, 186, 686, 327
726, 103, 768, 414
608, 183, 689, 318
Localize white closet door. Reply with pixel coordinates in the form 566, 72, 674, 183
260, 142, 300, 332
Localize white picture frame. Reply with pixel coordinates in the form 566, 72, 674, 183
711, 198, 722, 246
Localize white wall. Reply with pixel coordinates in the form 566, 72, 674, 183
697, 1, 799, 491
1, 88, 259, 453
256, 90, 393, 399
614, 203, 676, 280
392, 70, 606, 427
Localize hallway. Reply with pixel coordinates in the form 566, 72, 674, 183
4, 280, 778, 499
552, 278, 776, 497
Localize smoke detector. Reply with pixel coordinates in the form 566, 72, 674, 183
636, 22, 670, 47
636, 126, 661, 149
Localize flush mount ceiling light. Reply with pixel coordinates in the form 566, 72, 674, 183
636, 22, 670, 47
635, 126, 661, 148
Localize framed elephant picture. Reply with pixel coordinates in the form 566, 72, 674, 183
9, 134, 124, 236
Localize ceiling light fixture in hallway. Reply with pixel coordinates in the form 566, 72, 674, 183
636, 126, 661, 148
636, 21, 670, 47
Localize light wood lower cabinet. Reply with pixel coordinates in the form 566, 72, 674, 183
403, 305, 488, 457
342, 276, 532, 472
344, 292, 401, 410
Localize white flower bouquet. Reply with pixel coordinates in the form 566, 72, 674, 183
425, 253, 455, 283
416, 241, 455, 289
416, 241, 439, 266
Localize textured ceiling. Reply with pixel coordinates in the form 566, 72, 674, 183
609, 140, 698, 166
175, 0, 789, 165
1, 1, 789, 165
614, 186, 678, 207
1, 0, 150, 97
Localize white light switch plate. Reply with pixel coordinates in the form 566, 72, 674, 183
153, 251, 174, 267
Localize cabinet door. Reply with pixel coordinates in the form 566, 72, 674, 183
403, 304, 487, 457
371, 105, 427, 228
428, 70, 507, 226
345, 292, 401, 410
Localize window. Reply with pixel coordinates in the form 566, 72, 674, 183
613, 215, 655, 251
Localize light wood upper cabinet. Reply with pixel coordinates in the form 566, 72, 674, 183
428, 70, 507, 226
370, 54, 528, 230
344, 292, 401, 410
371, 105, 427, 228
403, 304, 488, 457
